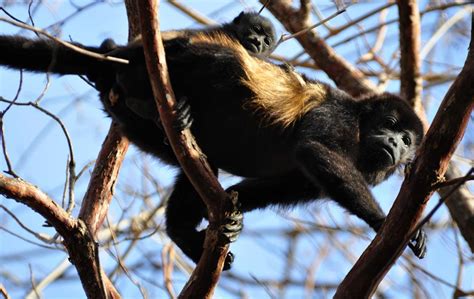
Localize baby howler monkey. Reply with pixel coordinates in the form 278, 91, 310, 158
121, 11, 277, 121
162, 11, 276, 55
0, 19, 427, 271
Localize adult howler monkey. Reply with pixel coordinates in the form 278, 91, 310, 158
0, 24, 427, 270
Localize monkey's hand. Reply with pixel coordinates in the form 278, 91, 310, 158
408, 227, 427, 259
221, 192, 243, 270
173, 96, 194, 131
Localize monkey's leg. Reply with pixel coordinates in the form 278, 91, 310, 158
226, 172, 319, 212
165, 171, 207, 266
166, 169, 241, 270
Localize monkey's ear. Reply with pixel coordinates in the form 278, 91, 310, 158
233, 12, 244, 24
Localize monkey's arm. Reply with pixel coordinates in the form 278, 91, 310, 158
295, 141, 427, 258
295, 141, 386, 231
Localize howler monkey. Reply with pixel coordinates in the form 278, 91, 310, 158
162, 11, 276, 55
0, 26, 427, 270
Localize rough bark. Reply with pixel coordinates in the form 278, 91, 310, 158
335, 14, 474, 296
0, 175, 118, 299
135, 1, 236, 298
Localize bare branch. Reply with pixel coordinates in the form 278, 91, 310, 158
0, 284, 11, 299
78, 123, 129, 236
274, 7, 346, 50
0, 174, 119, 298
397, 0, 423, 111
136, 0, 236, 297
167, 0, 216, 25
335, 12, 474, 296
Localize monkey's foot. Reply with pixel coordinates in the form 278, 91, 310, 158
173, 96, 193, 131
222, 194, 243, 270
408, 228, 427, 259
222, 207, 243, 243
223, 252, 234, 271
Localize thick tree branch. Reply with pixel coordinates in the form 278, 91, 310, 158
135, 1, 235, 298
74, 2, 145, 297
266, 0, 474, 253
78, 0, 140, 239
78, 123, 128, 236
335, 13, 474, 297
397, 1, 474, 253
397, 0, 425, 119
0, 175, 117, 299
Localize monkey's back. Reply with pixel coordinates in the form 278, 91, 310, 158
166, 42, 299, 177
103, 39, 299, 177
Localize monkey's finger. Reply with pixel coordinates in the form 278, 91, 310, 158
408, 229, 427, 259
223, 252, 235, 271
173, 96, 194, 130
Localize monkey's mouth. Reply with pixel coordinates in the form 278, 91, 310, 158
245, 40, 261, 53
380, 146, 395, 165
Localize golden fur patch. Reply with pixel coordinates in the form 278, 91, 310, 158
191, 33, 327, 127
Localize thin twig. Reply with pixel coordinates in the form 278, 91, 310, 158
0, 205, 55, 243
259, 0, 271, 15
0, 70, 23, 178
274, 7, 346, 50
0, 284, 11, 299
28, 265, 40, 299
331, 2, 472, 48
432, 175, 474, 189
408, 168, 474, 243
167, 0, 216, 25
0, 227, 60, 250
420, 6, 474, 60
24, 259, 71, 299
0, 96, 77, 213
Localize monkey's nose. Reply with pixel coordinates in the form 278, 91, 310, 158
388, 137, 398, 147
250, 37, 261, 50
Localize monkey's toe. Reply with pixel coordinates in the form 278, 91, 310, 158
223, 251, 234, 271
409, 228, 427, 259
173, 96, 193, 131
222, 213, 243, 242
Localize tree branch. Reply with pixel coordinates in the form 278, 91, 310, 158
0, 175, 118, 298
265, 0, 474, 254
335, 12, 474, 297
397, 0, 424, 116
78, 123, 128, 236
135, 1, 236, 298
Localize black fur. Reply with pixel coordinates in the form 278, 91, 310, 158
180, 11, 276, 55
0, 30, 427, 269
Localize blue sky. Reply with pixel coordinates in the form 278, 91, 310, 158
0, 1, 472, 298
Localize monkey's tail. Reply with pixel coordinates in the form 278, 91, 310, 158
0, 35, 112, 75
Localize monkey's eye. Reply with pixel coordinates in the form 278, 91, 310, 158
383, 116, 397, 127
253, 26, 263, 34
402, 135, 411, 146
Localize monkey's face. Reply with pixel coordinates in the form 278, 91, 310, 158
357, 95, 424, 182
365, 125, 418, 169
232, 12, 276, 54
